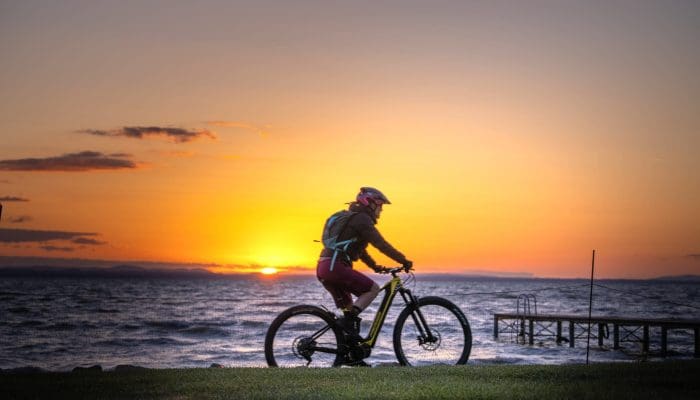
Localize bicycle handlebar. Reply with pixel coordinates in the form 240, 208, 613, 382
379, 266, 412, 275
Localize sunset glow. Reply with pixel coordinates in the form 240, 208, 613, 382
260, 267, 279, 276
1, 2, 699, 279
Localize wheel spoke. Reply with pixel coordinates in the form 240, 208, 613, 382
265, 306, 342, 367
394, 297, 472, 366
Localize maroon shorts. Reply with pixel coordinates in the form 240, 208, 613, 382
316, 257, 374, 309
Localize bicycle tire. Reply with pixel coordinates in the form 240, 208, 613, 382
393, 296, 472, 366
265, 305, 344, 367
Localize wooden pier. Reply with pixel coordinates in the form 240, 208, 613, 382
494, 313, 700, 357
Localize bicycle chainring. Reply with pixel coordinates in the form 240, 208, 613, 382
352, 342, 371, 360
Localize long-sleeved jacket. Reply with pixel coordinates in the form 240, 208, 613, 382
319, 203, 408, 269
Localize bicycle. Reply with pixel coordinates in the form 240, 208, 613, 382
264, 266, 472, 367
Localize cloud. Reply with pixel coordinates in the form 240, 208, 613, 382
0, 196, 29, 202
0, 228, 98, 243
72, 237, 107, 245
8, 216, 32, 224
161, 150, 196, 158
205, 121, 268, 137
81, 126, 216, 143
0, 180, 10, 184
686, 254, 700, 261
40, 245, 75, 252
0, 151, 137, 172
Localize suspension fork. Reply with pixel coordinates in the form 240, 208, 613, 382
400, 288, 436, 342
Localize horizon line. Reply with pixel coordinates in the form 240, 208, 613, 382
0, 255, 697, 281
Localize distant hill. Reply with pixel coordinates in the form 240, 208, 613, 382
0, 264, 230, 279
0, 256, 258, 279
651, 274, 700, 282
417, 273, 535, 281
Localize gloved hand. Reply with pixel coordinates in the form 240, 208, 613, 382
402, 260, 413, 272
373, 265, 389, 274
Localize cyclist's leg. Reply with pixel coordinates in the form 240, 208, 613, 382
318, 260, 375, 333
318, 258, 376, 309
320, 281, 353, 310
317, 258, 353, 309
342, 270, 379, 337
353, 281, 380, 311
318, 273, 360, 344
325, 263, 377, 312
317, 261, 377, 365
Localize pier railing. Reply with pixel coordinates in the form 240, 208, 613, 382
494, 313, 700, 357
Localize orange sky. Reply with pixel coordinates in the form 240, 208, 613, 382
1, 2, 699, 278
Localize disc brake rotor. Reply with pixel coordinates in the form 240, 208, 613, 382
419, 330, 441, 351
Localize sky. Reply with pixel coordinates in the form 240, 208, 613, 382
1, 0, 698, 278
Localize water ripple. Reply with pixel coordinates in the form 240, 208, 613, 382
0, 276, 697, 371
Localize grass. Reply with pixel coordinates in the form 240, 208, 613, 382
3, 360, 700, 399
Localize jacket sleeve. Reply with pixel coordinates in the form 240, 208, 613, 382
359, 249, 377, 270
356, 215, 408, 264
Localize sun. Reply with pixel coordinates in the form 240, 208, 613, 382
260, 267, 279, 275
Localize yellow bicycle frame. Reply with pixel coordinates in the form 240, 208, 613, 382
361, 274, 404, 348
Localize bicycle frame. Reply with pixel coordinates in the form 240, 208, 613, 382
360, 271, 435, 348
265, 267, 469, 367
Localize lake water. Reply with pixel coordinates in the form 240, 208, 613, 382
1, 274, 698, 370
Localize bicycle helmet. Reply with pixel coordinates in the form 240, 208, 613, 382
356, 187, 391, 206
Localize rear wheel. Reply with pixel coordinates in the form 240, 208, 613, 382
265, 305, 343, 367
393, 296, 472, 366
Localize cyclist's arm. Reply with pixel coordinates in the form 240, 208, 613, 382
356, 216, 408, 264
359, 249, 378, 270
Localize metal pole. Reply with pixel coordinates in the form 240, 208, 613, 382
586, 249, 595, 365
493, 315, 499, 338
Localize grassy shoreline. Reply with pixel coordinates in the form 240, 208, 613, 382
4, 360, 700, 399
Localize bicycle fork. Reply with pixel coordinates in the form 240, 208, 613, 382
401, 289, 438, 344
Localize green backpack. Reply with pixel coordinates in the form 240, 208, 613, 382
321, 210, 358, 270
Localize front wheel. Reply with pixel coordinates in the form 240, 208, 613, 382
265, 305, 343, 367
393, 296, 472, 366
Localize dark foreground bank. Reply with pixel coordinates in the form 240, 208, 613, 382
3, 361, 700, 399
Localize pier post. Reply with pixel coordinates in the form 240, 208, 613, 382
569, 321, 575, 347
598, 324, 604, 346
614, 325, 620, 349
529, 319, 534, 345
661, 327, 667, 357
494, 315, 499, 338
556, 321, 562, 343
643, 325, 650, 353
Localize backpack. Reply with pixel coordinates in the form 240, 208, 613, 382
321, 210, 358, 270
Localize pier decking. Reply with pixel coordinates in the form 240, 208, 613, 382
494, 313, 700, 357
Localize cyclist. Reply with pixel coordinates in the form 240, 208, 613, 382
316, 187, 413, 344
